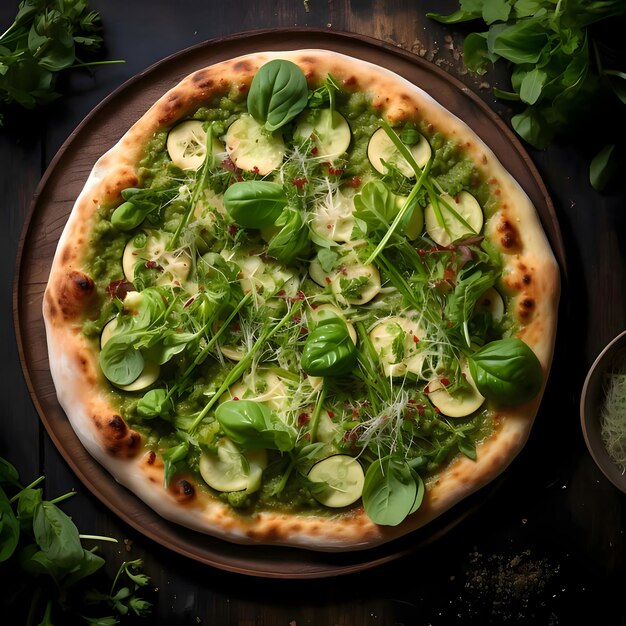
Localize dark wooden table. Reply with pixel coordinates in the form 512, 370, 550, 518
2, 1, 625, 624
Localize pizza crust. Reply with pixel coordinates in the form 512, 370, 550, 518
43, 50, 559, 551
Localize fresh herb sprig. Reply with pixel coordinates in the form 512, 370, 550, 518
428, 0, 626, 190
0, 0, 123, 125
0, 455, 152, 624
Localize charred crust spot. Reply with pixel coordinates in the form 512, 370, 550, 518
522, 274, 532, 285
233, 59, 253, 73
47, 302, 58, 319
171, 478, 196, 502
106, 444, 120, 454
521, 297, 535, 310
343, 75, 357, 87
107, 414, 128, 439
496, 220, 520, 251
127, 431, 141, 450
146, 450, 156, 465
71, 271, 94, 294
61, 246, 73, 265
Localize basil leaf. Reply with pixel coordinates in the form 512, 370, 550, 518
468, 338, 543, 405
267, 206, 311, 265
216, 400, 296, 452
362, 456, 417, 526
223, 180, 287, 228
489, 20, 550, 64
17, 486, 42, 531
301, 316, 357, 377
247, 59, 309, 132
519, 68, 547, 105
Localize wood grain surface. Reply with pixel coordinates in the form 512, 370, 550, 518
2, 0, 625, 623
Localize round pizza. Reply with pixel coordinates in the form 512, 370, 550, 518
42, 49, 560, 551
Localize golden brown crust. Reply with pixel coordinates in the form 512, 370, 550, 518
43, 50, 559, 551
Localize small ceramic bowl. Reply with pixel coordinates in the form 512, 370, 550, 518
580, 329, 626, 493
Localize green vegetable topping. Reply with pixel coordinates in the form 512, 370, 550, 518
468, 338, 543, 405
301, 315, 358, 377
247, 59, 309, 132
223, 180, 288, 228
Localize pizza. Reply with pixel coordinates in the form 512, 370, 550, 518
42, 49, 560, 551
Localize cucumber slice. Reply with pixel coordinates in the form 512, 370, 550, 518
166, 120, 223, 170
225, 114, 286, 175
199, 438, 268, 493
308, 256, 330, 287
368, 316, 425, 377
475, 287, 505, 323
122, 230, 192, 287
426, 361, 485, 418
331, 263, 381, 305
309, 304, 357, 345
307, 455, 365, 508
424, 191, 483, 247
367, 127, 431, 178
294, 109, 351, 161
395, 193, 424, 240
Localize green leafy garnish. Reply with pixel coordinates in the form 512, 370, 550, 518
428, 0, 626, 190
0, 0, 123, 124
0, 455, 152, 623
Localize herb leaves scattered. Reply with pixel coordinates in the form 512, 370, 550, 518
0, 0, 121, 125
428, 0, 626, 190
0, 455, 152, 625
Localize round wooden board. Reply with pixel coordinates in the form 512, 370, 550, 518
13, 29, 565, 578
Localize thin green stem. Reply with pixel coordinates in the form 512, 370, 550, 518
308, 384, 327, 442
8, 475, 44, 503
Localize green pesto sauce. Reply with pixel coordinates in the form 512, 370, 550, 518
82, 83, 502, 517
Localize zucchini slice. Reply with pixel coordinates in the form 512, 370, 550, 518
225, 114, 286, 175
368, 316, 425, 377
367, 127, 431, 178
122, 231, 192, 288
307, 455, 365, 508
426, 361, 485, 418
199, 438, 268, 493
331, 263, 381, 305
475, 287, 505, 323
424, 191, 483, 247
166, 120, 223, 170
294, 109, 351, 161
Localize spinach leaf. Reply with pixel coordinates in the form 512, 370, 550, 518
362, 456, 420, 526
247, 59, 309, 132
215, 400, 296, 452
33, 500, 84, 571
590, 143, 616, 191
99, 334, 145, 386
468, 337, 543, 405
137, 389, 172, 419
301, 316, 358, 377
16, 486, 42, 530
223, 180, 288, 228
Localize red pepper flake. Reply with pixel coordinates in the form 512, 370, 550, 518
252, 166, 260, 174
417, 249, 426, 257
145, 260, 156, 268
276, 289, 286, 297
413, 335, 420, 343
304, 432, 311, 440
424, 384, 430, 394
352, 408, 359, 417
295, 291, 306, 300
183, 296, 195, 308
416, 404, 425, 416
443, 268, 456, 281
291, 177, 308, 188
133, 310, 139, 315
310, 146, 318, 155
440, 378, 450, 387
174, 280, 180, 286
344, 176, 362, 188
324, 276, 332, 284
327, 411, 335, 418
298, 413, 310, 425
228, 224, 239, 236
326, 223, 333, 230
233, 396, 239, 401
434, 406, 440, 413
